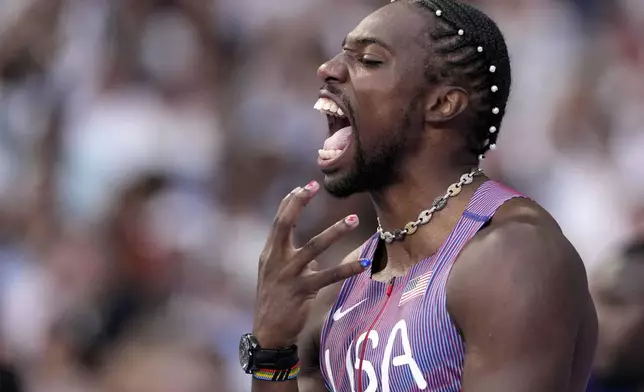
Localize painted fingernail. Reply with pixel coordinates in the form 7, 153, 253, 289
304, 181, 318, 191
360, 258, 372, 268
345, 214, 359, 226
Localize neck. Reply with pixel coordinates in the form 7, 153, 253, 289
369, 162, 484, 278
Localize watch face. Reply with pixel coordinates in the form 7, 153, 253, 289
239, 335, 251, 372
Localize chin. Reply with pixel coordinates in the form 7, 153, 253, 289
323, 171, 363, 199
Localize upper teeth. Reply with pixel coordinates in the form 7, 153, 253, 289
314, 97, 345, 117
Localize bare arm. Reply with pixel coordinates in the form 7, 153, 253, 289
251, 183, 366, 392
448, 219, 597, 392
250, 282, 340, 392
252, 282, 340, 392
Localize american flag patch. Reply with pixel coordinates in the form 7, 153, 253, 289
399, 272, 433, 306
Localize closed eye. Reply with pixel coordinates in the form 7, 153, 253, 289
358, 55, 383, 67
342, 47, 383, 68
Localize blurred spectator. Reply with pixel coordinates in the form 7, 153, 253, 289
59, 0, 225, 224
589, 240, 644, 392
99, 332, 229, 392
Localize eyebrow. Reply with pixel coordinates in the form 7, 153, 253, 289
342, 35, 394, 53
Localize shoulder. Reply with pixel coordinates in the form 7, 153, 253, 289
447, 197, 593, 330
455, 197, 585, 286
443, 198, 598, 390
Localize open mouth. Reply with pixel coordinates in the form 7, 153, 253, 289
313, 96, 353, 168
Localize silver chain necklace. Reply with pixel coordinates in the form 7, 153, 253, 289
377, 168, 484, 243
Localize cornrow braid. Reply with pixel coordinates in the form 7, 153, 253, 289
393, 0, 512, 161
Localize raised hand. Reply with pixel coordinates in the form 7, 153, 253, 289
253, 181, 370, 348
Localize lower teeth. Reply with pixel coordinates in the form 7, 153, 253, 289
318, 149, 343, 159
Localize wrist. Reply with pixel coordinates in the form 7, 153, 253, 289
252, 330, 297, 350
239, 333, 299, 378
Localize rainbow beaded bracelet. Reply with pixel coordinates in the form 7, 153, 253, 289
253, 362, 301, 382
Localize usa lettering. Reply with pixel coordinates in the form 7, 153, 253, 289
324, 319, 428, 392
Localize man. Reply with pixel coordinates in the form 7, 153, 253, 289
241, 0, 598, 391
588, 240, 644, 392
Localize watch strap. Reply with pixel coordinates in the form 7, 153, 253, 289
253, 345, 299, 370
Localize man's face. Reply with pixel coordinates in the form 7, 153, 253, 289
590, 256, 644, 386
315, 2, 433, 198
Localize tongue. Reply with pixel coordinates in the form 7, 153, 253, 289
323, 126, 353, 150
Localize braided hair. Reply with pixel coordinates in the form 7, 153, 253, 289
398, 0, 511, 161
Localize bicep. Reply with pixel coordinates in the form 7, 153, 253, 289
297, 296, 331, 392
297, 296, 335, 392
459, 305, 578, 392
449, 223, 589, 391
297, 303, 332, 392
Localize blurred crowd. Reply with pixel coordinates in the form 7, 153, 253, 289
0, 0, 642, 391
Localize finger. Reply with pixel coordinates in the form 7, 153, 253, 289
288, 214, 360, 274
267, 186, 302, 241
307, 258, 372, 291
263, 187, 300, 246
271, 181, 320, 245
276, 186, 302, 217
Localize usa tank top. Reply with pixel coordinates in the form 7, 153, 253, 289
319, 181, 525, 392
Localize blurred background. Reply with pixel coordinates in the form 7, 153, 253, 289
0, 0, 642, 391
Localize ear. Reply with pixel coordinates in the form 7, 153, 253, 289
424, 86, 469, 123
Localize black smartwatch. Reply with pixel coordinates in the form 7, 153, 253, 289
239, 333, 299, 376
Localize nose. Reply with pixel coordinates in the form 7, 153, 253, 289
317, 54, 349, 84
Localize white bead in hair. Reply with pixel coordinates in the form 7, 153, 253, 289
458, 29, 464, 36
489, 65, 496, 73
477, 46, 483, 53
490, 144, 497, 150
491, 85, 498, 92
436, 10, 442, 16
492, 107, 500, 114
478, 154, 486, 160
489, 126, 497, 133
